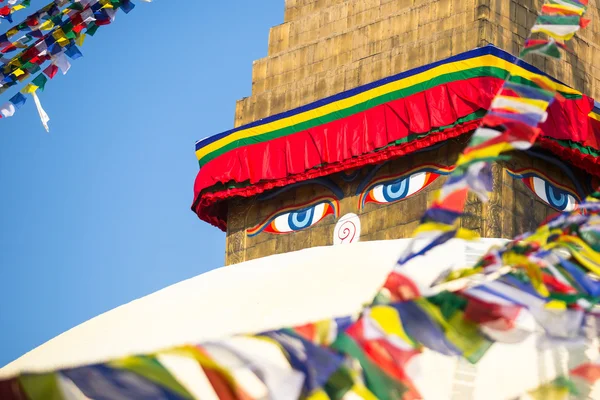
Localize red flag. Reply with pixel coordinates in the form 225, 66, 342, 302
462, 294, 522, 330
43, 64, 58, 79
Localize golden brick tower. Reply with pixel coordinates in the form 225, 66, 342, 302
189, 0, 600, 265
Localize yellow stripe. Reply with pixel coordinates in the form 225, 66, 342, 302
196, 55, 580, 161
370, 305, 415, 345
589, 111, 600, 122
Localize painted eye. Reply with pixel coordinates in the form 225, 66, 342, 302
269, 203, 332, 233
506, 169, 580, 212
358, 165, 452, 210
247, 197, 339, 236
530, 177, 577, 212
369, 172, 427, 204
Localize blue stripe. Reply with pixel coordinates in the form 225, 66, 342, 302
196, 45, 563, 152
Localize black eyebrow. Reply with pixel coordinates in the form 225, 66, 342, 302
356, 142, 448, 194
524, 149, 586, 198
356, 163, 387, 195
257, 177, 344, 201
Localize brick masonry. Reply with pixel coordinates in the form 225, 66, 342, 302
234, 0, 600, 128
223, 0, 600, 265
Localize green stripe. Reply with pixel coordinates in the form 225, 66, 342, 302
332, 333, 408, 400
199, 67, 580, 166
546, 138, 600, 158
203, 110, 484, 193
19, 374, 63, 400
536, 15, 581, 25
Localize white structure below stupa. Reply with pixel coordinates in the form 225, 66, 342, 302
1, 238, 598, 400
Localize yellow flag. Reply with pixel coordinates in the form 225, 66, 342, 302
39, 20, 55, 31
52, 29, 69, 46
76, 33, 86, 47
21, 83, 38, 94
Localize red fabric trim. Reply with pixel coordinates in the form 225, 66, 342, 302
538, 137, 600, 177
195, 77, 500, 196
540, 95, 596, 145
192, 75, 599, 231
194, 122, 480, 231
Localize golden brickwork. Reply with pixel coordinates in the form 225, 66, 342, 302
234, 0, 600, 128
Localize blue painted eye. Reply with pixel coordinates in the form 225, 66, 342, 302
506, 169, 581, 213
246, 198, 340, 236
382, 179, 409, 202
289, 208, 314, 230
367, 172, 429, 205
358, 165, 453, 210
533, 177, 577, 211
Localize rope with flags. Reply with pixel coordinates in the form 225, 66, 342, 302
0, 0, 151, 131
386, 0, 592, 300
0, 0, 33, 23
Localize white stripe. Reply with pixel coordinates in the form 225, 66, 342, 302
549, 0, 586, 11
56, 374, 92, 400
484, 281, 546, 309
531, 24, 580, 36
491, 97, 548, 116
472, 127, 502, 141
223, 336, 305, 400
202, 343, 268, 399
465, 287, 515, 306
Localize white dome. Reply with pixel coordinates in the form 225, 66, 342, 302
1, 238, 598, 400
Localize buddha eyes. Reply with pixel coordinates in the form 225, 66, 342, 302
247, 197, 339, 236
358, 165, 453, 210
248, 164, 580, 238
507, 169, 580, 212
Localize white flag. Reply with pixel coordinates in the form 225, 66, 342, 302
0, 101, 15, 118
53, 53, 71, 75
32, 92, 50, 132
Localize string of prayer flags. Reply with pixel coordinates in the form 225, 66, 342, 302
0, 0, 32, 23
0, 0, 150, 129
520, 0, 589, 59
0, 90, 23, 117
2, 185, 599, 399
391, 0, 590, 298
531, 15, 590, 41
521, 38, 568, 58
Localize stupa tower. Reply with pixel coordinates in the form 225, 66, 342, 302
189, 0, 600, 265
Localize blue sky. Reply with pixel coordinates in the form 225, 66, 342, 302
0, 0, 283, 367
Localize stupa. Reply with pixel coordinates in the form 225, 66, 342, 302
2, 1, 600, 399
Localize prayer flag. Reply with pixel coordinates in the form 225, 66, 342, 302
31, 73, 47, 91
520, 39, 566, 58
0, 101, 15, 117
65, 44, 82, 60
43, 64, 58, 79
9, 92, 25, 108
